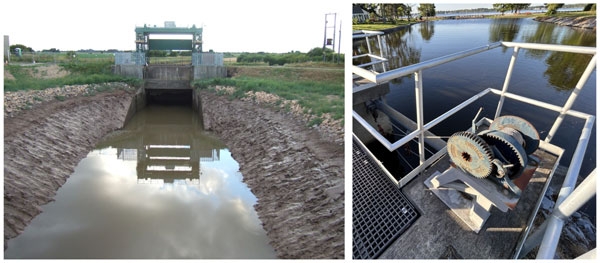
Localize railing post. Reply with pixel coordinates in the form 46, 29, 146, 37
377, 34, 386, 72
365, 36, 372, 56
415, 70, 425, 165
495, 46, 520, 118
536, 169, 596, 259
544, 54, 597, 143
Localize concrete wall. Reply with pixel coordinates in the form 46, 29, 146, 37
192, 88, 205, 128
193, 65, 227, 79
144, 79, 190, 90
124, 87, 146, 125
113, 65, 144, 79
146, 65, 192, 80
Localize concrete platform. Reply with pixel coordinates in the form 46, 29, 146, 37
378, 149, 559, 259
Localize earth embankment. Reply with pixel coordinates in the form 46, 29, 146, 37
199, 90, 344, 259
4, 90, 134, 247
534, 15, 596, 30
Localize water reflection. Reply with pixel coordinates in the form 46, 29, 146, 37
5, 106, 276, 259
543, 30, 596, 91
489, 18, 522, 43
353, 26, 422, 81
419, 21, 435, 41
521, 22, 560, 58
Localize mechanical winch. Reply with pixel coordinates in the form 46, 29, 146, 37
446, 115, 540, 196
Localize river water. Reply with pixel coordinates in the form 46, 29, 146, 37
4, 105, 276, 259
354, 18, 596, 217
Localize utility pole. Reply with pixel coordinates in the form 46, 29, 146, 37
337, 20, 342, 64
4, 35, 10, 63
323, 13, 337, 62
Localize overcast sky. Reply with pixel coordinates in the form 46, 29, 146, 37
2, 1, 562, 53
1, 0, 348, 53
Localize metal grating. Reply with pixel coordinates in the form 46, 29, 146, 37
353, 138, 419, 259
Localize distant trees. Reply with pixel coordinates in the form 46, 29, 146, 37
42, 48, 60, 53
10, 44, 34, 53
396, 4, 413, 21
493, 4, 532, 15
582, 3, 596, 11
545, 3, 565, 15
355, 3, 415, 22
236, 48, 342, 66
418, 4, 436, 17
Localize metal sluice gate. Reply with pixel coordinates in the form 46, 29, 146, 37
352, 137, 419, 259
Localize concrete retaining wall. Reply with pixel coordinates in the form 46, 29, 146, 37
124, 87, 146, 124
146, 65, 192, 80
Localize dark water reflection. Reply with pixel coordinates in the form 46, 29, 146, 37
5, 106, 276, 259
354, 18, 596, 218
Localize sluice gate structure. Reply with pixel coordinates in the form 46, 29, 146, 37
114, 21, 226, 95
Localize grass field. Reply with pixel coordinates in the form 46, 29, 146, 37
4, 60, 141, 91
193, 64, 344, 122
7, 52, 115, 64
5, 54, 343, 124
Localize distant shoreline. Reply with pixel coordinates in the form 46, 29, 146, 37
353, 12, 596, 32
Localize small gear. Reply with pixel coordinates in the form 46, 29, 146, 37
480, 130, 527, 179
447, 131, 494, 178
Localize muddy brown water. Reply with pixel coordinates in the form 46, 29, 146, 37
4, 89, 344, 259
4, 105, 276, 259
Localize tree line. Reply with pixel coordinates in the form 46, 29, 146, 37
355, 3, 595, 24
236, 47, 343, 66
354, 3, 437, 23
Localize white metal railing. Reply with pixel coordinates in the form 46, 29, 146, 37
352, 30, 388, 72
352, 40, 597, 259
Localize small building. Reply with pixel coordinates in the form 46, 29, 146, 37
353, 5, 370, 23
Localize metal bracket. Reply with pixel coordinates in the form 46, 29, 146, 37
425, 167, 520, 233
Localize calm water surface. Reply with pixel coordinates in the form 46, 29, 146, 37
354, 18, 596, 217
5, 105, 276, 259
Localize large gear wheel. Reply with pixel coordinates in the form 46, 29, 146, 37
480, 130, 527, 179
447, 131, 494, 178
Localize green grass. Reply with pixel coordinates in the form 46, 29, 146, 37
547, 11, 596, 18
192, 69, 344, 122
353, 21, 417, 31
4, 61, 141, 92
8, 52, 115, 64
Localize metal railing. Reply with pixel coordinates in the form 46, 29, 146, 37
352, 30, 388, 72
352, 40, 597, 259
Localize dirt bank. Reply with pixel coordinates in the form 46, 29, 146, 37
4, 90, 134, 247
4, 83, 133, 118
199, 90, 344, 259
534, 15, 596, 30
